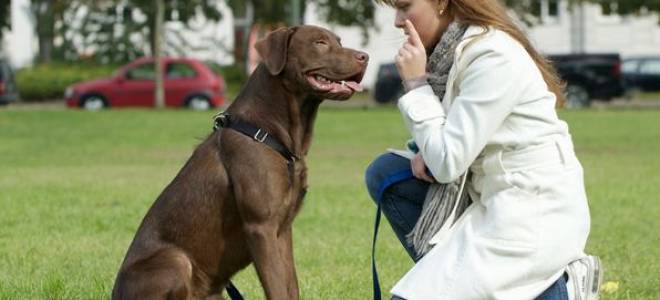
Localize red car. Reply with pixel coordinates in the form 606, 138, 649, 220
66, 57, 226, 110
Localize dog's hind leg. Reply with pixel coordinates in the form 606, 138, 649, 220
112, 247, 201, 300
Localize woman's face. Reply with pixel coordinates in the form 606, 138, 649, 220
394, 0, 450, 52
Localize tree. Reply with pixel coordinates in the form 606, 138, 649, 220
30, 0, 74, 63
0, 0, 9, 41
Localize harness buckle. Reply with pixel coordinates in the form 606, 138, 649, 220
253, 129, 268, 142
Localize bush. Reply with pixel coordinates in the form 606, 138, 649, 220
16, 63, 118, 102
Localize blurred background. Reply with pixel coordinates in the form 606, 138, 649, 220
1, 0, 659, 109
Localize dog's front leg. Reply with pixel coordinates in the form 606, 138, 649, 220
244, 222, 297, 300
277, 226, 299, 299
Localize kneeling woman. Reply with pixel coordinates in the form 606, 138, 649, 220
365, 0, 601, 299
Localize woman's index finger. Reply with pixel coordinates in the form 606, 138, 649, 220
404, 20, 424, 48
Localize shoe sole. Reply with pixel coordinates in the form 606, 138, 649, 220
586, 256, 603, 300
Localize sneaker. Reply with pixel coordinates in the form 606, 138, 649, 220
566, 255, 603, 300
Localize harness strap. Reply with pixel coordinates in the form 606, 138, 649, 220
214, 113, 298, 163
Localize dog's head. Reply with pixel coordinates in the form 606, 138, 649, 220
255, 25, 369, 100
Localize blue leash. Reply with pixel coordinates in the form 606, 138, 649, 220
372, 204, 383, 300
226, 281, 244, 300
372, 169, 415, 300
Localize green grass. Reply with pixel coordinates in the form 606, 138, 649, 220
0, 107, 659, 299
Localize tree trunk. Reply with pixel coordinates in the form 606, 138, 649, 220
34, 1, 55, 63
154, 0, 165, 108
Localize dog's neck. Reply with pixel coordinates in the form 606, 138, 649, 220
226, 64, 322, 158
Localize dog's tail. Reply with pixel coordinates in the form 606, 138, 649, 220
112, 246, 204, 300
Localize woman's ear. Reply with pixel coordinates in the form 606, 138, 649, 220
255, 27, 294, 75
438, 0, 449, 16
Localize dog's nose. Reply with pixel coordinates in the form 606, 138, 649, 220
355, 51, 369, 63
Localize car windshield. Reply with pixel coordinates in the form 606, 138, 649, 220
166, 63, 197, 78
622, 60, 640, 73
126, 63, 155, 80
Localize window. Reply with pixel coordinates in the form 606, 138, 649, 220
640, 60, 660, 75
622, 60, 640, 73
534, 0, 560, 24
126, 63, 155, 80
166, 63, 198, 79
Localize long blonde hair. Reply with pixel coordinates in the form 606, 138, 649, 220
377, 0, 566, 106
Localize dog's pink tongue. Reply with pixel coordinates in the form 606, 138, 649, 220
344, 81, 363, 92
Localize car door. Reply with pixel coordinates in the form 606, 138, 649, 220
164, 61, 199, 107
117, 62, 156, 107
638, 59, 660, 92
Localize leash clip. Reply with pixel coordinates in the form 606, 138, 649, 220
253, 129, 268, 142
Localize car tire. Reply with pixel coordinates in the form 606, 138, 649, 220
564, 84, 590, 109
80, 95, 108, 111
186, 95, 211, 111
624, 87, 642, 101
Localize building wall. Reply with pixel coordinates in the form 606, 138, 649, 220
528, 1, 660, 57
2, 0, 37, 69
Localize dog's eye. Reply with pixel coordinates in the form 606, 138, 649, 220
315, 40, 328, 46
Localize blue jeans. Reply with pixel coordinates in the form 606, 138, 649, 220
365, 153, 569, 300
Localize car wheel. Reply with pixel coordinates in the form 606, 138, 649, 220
81, 95, 107, 111
564, 84, 590, 109
186, 95, 211, 111
624, 87, 642, 101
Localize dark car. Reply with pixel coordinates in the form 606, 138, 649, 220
373, 63, 404, 103
66, 57, 226, 110
548, 53, 625, 108
622, 57, 660, 93
373, 54, 625, 108
0, 58, 19, 105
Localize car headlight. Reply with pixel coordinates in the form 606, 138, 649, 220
64, 87, 74, 98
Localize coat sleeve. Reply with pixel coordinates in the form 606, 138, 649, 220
397, 43, 530, 183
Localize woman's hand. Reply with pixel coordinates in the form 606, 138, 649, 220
411, 153, 435, 183
395, 20, 427, 82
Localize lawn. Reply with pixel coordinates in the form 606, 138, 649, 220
0, 106, 659, 299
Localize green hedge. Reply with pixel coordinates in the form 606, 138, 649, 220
16, 63, 118, 102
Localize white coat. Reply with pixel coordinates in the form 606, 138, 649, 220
391, 25, 591, 299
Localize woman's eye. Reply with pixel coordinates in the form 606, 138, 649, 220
396, 3, 410, 11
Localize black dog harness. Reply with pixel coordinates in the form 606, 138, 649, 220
213, 112, 299, 182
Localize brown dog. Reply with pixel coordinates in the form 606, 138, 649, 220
112, 25, 368, 300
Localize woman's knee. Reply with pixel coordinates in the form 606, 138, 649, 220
365, 153, 404, 202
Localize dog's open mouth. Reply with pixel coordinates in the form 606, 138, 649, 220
307, 72, 364, 95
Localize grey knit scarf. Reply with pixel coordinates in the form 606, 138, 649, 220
405, 21, 472, 259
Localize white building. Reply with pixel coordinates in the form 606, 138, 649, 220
2, 0, 36, 68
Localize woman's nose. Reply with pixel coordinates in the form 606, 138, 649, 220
394, 11, 406, 28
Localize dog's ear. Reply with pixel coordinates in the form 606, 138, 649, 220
255, 27, 294, 76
